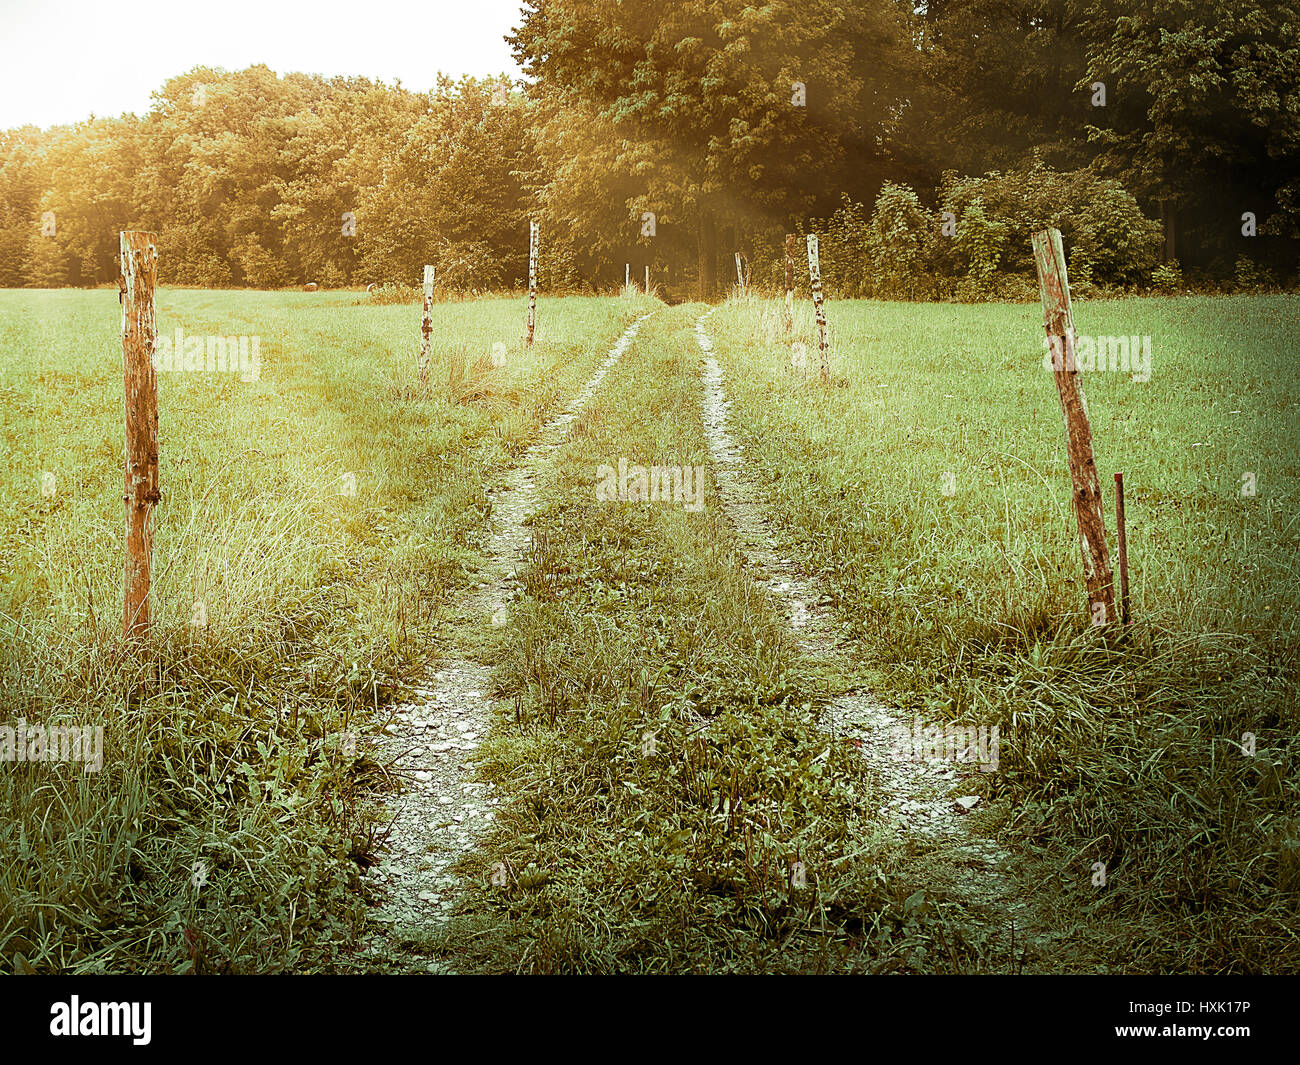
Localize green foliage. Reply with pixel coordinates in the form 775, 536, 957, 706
954, 199, 1006, 301
814, 195, 871, 298
0, 289, 648, 972
2, 0, 1298, 291
1082, 0, 1300, 271
1151, 258, 1184, 293
864, 184, 932, 300
1072, 181, 1164, 287
1234, 255, 1277, 292
804, 166, 1163, 301
431, 241, 507, 293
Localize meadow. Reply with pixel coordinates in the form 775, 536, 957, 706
0, 287, 653, 972
1, 287, 1296, 973
701, 293, 1300, 971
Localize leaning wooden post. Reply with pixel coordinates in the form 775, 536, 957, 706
527, 220, 538, 347
418, 265, 434, 384
1031, 227, 1115, 625
784, 234, 795, 334
1114, 472, 1131, 626
806, 233, 829, 380
734, 252, 744, 291
120, 230, 159, 641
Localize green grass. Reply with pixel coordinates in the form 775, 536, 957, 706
3, 288, 1297, 974
701, 293, 1300, 972
427, 306, 889, 973
0, 287, 653, 973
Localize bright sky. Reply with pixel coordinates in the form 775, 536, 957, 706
0, 0, 527, 130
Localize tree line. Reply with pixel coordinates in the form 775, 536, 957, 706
1, 0, 1296, 297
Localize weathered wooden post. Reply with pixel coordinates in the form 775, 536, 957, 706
645, 264, 650, 294
1115, 472, 1131, 625
625, 263, 630, 289
527, 220, 538, 347
806, 233, 829, 380
120, 230, 159, 641
419, 265, 434, 384
1031, 227, 1115, 625
784, 234, 795, 334
735, 252, 743, 290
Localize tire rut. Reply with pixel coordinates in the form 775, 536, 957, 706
361, 313, 655, 970
694, 309, 1024, 925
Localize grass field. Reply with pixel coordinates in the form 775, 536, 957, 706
0, 287, 653, 972
701, 294, 1300, 971
1, 288, 1296, 973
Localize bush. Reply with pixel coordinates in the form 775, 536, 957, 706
434, 240, 505, 293
363, 283, 421, 305
864, 184, 933, 299
797, 166, 1164, 302
232, 237, 291, 289
1234, 255, 1276, 292
954, 198, 1007, 301
1150, 259, 1184, 294
1072, 181, 1163, 286
940, 165, 1161, 287
817, 194, 872, 298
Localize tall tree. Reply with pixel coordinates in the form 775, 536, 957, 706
1080, 0, 1300, 270
511, 0, 914, 295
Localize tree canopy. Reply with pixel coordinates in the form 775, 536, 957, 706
1, 0, 1296, 293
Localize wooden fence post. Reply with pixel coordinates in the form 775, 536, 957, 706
734, 252, 744, 291
784, 234, 795, 334
527, 220, 538, 346
806, 233, 829, 380
419, 265, 434, 383
625, 263, 630, 289
1115, 472, 1131, 625
1031, 227, 1115, 625
120, 230, 159, 641
645, 264, 650, 294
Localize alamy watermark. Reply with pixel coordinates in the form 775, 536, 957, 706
1042, 334, 1151, 382
1, 719, 104, 772
153, 328, 262, 382
595, 458, 705, 512
887, 717, 999, 773
50, 997, 150, 1045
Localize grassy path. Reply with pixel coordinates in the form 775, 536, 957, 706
365, 314, 654, 970
693, 308, 1028, 948
0, 289, 653, 973
405, 304, 1044, 972
676, 295, 1300, 973
4, 288, 1294, 973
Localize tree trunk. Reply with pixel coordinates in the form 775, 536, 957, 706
697, 207, 717, 300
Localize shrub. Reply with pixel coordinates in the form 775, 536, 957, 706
817, 194, 872, 298
1234, 255, 1276, 292
1150, 259, 1184, 293
434, 240, 505, 293
864, 183, 932, 299
941, 165, 1161, 286
364, 282, 421, 305
954, 198, 1007, 301
791, 166, 1163, 302
1072, 180, 1163, 286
